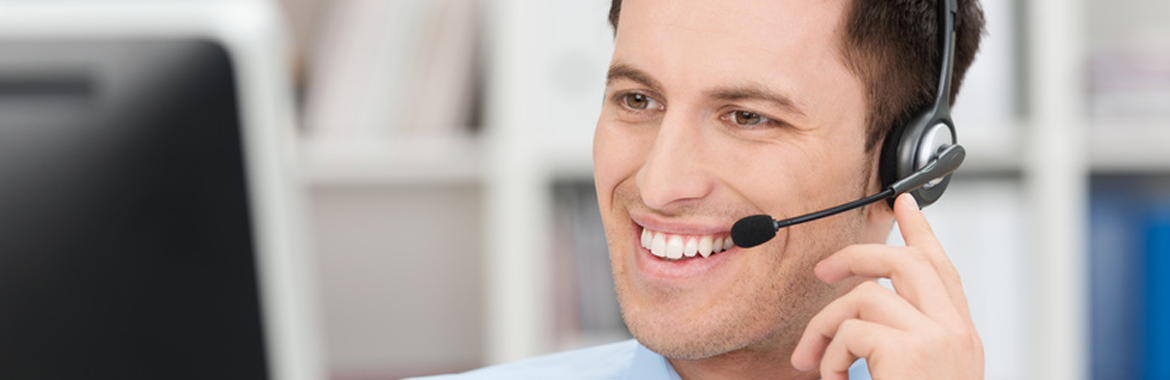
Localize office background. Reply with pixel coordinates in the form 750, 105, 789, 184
282, 0, 1170, 379
2, 0, 1165, 379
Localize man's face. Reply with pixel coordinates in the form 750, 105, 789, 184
593, 0, 885, 359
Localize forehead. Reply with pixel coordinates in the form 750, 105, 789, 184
612, 0, 859, 117
617, 0, 847, 51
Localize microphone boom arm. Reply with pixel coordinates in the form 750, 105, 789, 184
733, 144, 965, 248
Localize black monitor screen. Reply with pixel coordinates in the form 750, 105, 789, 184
0, 39, 269, 379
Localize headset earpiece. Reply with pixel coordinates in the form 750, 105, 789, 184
879, 112, 957, 208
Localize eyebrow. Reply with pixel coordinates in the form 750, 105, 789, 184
706, 84, 808, 118
606, 61, 807, 118
606, 62, 665, 95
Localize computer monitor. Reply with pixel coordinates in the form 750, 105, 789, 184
0, 2, 322, 379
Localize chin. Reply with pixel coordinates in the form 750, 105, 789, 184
614, 272, 789, 360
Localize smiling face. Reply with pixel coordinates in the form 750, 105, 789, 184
593, 0, 893, 360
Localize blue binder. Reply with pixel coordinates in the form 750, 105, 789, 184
1145, 201, 1170, 380
1090, 183, 1143, 380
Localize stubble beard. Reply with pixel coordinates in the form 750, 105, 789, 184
611, 211, 865, 361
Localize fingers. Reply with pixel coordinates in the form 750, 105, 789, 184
791, 281, 929, 371
792, 193, 983, 380
815, 243, 958, 321
892, 193, 971, 317
892, 193, 941, 251
816, 193, 970, 321
818, 319, 899, 380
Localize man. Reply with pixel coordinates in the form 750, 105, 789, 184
416, 0, 985, 378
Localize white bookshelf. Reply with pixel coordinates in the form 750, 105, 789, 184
295, 0, 1170, 378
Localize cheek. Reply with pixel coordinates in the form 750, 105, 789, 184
718, 141, 814, 216
592, 120, 650, 208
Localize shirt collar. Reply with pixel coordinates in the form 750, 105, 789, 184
622, 342, 682, 380
622, 341, 870, 380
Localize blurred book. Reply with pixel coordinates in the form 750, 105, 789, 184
401, 0, 481, 139
551, 181, 631, 350
1085, 0, 1170, 122
1088, 45, 1170, 121
1089, 176, 1170, 380
1146, 204, 1170, 380
303, 0, 481, 141
1089, 179, 1144, 380
1081, 0, 1170, 119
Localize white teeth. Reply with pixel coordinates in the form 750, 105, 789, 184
640, 226, 732, 260
650, 232, 667, 258
698, 236, 713, 258
665, 235, 684, 259
684, 238, 698, 257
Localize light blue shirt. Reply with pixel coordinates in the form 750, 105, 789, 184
405, 339, 871, 380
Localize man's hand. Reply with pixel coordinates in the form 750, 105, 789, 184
790, 193, 984, 380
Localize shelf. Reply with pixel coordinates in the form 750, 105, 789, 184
957, 120, 1024, 174
1089, 120, 1170, 173
955, 119, 1170, 175
299, 136, 484, 186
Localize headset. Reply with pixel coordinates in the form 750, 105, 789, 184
879, 0, 961, 208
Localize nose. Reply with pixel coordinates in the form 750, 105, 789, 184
635, 112, 714, 211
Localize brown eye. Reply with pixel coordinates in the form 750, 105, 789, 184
624, 93, 651, 110
732, 111, 764, 126
720, 109, 780, 130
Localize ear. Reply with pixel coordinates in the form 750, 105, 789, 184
862, 195, 896, 244
866, 197, 895, 224
863, 142, 896, 242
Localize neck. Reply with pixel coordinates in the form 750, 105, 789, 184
667, 340, 820, 380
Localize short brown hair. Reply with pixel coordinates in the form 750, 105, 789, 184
607, 0, 986, 151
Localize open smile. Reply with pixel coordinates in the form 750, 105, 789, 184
640, 226, 735, 260
629, 217, 744, 284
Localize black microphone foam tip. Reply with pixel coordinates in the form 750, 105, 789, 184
731, 214, 777, 249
